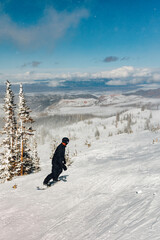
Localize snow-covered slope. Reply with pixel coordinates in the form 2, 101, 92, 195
1, 107, 160, 239
44, 94, 160, 117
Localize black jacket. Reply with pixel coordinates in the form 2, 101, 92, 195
52, 143, 66, 169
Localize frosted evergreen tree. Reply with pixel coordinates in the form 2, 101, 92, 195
0, 82, 40, 182
32, 137, 40, 172
0, 154, 10, 182
17, 83, 36, 175
1, 80, 17, 181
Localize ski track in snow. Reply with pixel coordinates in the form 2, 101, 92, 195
1, 110, 160, 239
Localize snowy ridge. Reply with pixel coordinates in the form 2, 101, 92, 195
42, 94, 160, 117
96, 94, 140, 105
56, 98, 96, 107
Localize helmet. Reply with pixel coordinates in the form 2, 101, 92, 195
62, 137, 69, 145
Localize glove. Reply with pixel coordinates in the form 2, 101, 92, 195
63, 164, 67, 171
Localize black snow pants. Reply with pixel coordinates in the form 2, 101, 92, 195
43, 165, 62, 184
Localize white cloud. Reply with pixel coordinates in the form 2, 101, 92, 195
106, 80, 126, 86
133, 68, 151, 77
106, 77, 144, 86
0, 8, 89, 49
92, 66, 153, 80
152, 73, 160, 81
47, 81, 60, 87
92, 66, 134, 79
93, 66, 160, 86
138, 83, 160, 90
1, 66, 160, 88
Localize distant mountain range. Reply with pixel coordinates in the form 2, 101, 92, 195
126, 88, 160, 98
1, 78, 160, 97
1, 82, 160, 116
0, 80, 139, 94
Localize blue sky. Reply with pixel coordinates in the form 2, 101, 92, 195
0, 0, 160, 91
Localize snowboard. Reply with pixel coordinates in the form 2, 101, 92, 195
37, 175, 68, 190
37, 180, 60, 190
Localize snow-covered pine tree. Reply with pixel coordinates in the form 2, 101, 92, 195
0, 82, 40, 182
1, 80, 18, 181
17, 83, 35, 175
0, 154, 10, 183
32, 137, 40, 173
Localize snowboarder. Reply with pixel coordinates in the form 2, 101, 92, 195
43, 137, 69, 186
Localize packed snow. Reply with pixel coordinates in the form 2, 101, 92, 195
1, 94, 160, 240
